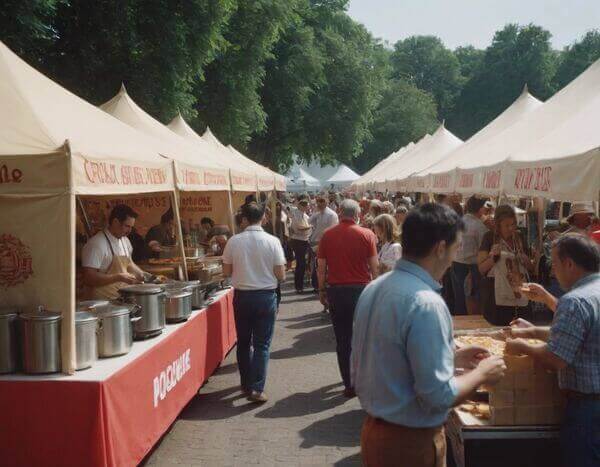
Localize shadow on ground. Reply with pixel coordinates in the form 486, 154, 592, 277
178, 386, 259, 421
270, 325, 335, 360
299, 409, 365, 448
255, 383, 345, 419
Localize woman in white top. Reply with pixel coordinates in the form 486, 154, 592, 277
373, 214, 402, 273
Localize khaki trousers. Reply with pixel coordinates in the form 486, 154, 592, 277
361, 415, 446, 467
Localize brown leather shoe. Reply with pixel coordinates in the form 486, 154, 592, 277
343, 388, 356, 398
248, 391, 268, 403
241, 387, 251, 397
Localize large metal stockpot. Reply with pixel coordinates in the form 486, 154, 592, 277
118, 284, 166, 340
93, 304, 141, 357
165, 280, 206, 310
20, 309, 62, 374
75, 311, 98, 370
164, 290, 193, 323
0, 307, 19, 374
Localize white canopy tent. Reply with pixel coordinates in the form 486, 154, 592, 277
325, 164, 360, 189
415, 86, 543, 194
420, 59, 600, 201
387, 123, 463, 192
167, 115, 257, 192
351, 140, 419, 191
285, 165, 321, 192
0, 41, 176, 373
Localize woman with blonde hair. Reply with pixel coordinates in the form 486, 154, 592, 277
477, 204, 534, 325
373, 214, 402, 273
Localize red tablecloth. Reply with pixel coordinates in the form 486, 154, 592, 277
0, 289, 236, 467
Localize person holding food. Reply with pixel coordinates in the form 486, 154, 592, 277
477, 204, 534, 326
505, 233, 600, 467
352, 203, 506, 467
82, 204, 149, 299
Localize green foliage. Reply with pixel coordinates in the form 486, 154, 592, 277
195, 0, 297, 147
49, 0, 235, 122
448, 24, 558, 139
1, 4, 596, 175
390, 35, 463, 119
355, 79, 438, 173
553, 30, 600, 90
0, 0, 63, 64
454, 45, 484, 81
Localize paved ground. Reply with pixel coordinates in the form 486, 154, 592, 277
145, 278, 364, 466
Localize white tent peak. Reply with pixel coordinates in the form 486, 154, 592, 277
521, 83, 529, 95
119, 82, 127, 94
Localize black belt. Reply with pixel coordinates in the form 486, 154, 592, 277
564, 390, 600, 401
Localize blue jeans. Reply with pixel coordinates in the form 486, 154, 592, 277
560, 398, 600, 467
450, 262, 480, 316
233, 289, 277, 393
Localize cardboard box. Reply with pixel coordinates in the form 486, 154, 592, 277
491, 406, 514, 425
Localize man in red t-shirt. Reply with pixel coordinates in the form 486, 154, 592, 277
317, 199, 379, 397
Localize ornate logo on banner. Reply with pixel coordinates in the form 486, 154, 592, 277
0, 234, 33, 288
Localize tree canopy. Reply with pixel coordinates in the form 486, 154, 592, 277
1, 3, 599, 173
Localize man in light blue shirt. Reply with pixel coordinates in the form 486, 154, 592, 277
352, 203, 506, 467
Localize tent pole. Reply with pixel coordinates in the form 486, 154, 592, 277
171, 189, 188, 281
64, 140, 76, 374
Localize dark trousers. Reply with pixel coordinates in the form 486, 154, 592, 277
327, 285, 365, 389
450, 262, 481, 316
233, 289, 277, 393
560, 398, 600, 467
290, 239, 309, 291
309, 248, 319, 290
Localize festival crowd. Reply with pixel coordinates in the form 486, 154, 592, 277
222, 190, 600, 467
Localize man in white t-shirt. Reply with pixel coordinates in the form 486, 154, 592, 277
223, 202, 286, 403
81, 204, 148, 299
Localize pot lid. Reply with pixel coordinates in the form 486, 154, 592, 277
166, 290, 193, 299
93, 304, 132, 318
75, 311, 98, 324
77, 300, 111, 310
20, 310, 62, 321
0, 306, 19, 319
119, 284, 164, 295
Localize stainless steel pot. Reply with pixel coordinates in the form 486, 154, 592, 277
20, 309, 62, 374
165, 290, 193, 323
77, 300, 111, 311
75, 311, 98, 371
118, 284, 166, 339
94, 304, 141, 357
164, 281, 205, 310
0, 307, 19, 374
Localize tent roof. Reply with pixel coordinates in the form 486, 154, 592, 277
419, 86, 543, 176
326, 164, 360, 183
507, 60, 600, 163
388, 123, 463, 186
101, 86, 226, 170
0, 41, 165, 164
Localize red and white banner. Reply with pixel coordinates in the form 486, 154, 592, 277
0, 290, 236, 467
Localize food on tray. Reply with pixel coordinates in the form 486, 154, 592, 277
456, 335, 506, 355
459, 402, 491, 419
456, 334, 544, 356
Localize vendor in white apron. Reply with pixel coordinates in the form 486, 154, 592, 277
81, 204, 148, 300
477, 204, 534, 325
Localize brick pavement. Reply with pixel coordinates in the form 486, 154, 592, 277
144, 280, 364, 467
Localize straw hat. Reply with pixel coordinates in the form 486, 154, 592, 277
566, 202, 595, 222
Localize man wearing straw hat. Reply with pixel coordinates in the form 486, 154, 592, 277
564, 202, 595, 235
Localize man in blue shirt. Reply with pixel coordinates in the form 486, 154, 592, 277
506, 233, 600, 467
352, 203, 507, 467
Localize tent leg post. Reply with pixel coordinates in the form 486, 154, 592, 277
171, 190, 188, 281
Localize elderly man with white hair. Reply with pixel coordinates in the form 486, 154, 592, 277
317, 199, 379, 397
